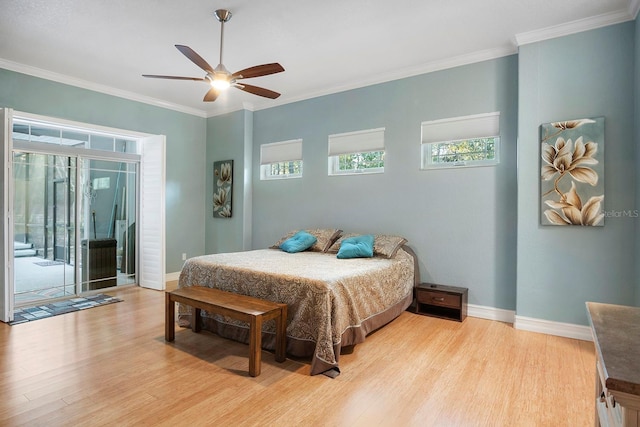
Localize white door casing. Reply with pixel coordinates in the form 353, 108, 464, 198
138, 134, 166, 290
1, 108, 14, 322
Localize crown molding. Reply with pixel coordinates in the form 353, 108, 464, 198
0, 58, 208, 118
204, 45, 517, 118
242, 102, 255, 112
515, 9, 635, 46
271, 45, 517, 109
201, 101, 259, 118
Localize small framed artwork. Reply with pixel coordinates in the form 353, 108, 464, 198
213, 160, 233, 218
540, 117, 604, 226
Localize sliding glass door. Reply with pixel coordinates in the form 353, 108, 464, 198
12, 151, 138, 305
80, 158, 137, 293
13, 152, 77, 302
11, 119, 139, 306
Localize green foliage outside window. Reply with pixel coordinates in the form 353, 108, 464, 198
337, 151, 384, 172
431, 138, 496, 163
268, 160, 302, 176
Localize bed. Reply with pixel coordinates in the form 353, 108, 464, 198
177, 230, 417, 376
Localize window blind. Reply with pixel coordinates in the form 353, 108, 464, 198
421, 112, 500, 144
328, 127, 385, 156
260, 139, 302, 165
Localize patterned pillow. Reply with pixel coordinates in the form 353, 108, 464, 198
373, 234, 408, 258
272, 228, 342, 253
328, 233, 408, 258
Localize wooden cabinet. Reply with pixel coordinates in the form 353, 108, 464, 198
587, 302, 640, 427
414, 283, 467, 322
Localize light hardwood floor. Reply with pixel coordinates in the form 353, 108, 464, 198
0, 283, 595, 426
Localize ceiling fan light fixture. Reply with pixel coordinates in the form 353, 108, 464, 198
210, 64, 231, 90
211, 77, 231, 90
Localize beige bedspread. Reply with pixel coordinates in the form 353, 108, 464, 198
177, 248, 415, 376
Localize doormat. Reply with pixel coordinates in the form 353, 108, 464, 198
34, 261, 65, 267
9, 294, 122, 325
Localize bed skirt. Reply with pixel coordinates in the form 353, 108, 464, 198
178, 291, 412, 376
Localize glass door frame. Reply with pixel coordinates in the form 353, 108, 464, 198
11, 140, 140, 305
52, 167, 73, 263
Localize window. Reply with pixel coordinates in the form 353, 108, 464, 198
328, 127, 385, 175
260, 139, 303, 180
421, 112, 500, 169
12, 118, 138, 154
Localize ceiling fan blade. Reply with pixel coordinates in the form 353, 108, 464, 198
175, 44, 215, 73
236, 83, 281, 99
142, 74, 206, 81
203, 88, 220, 102
232, 63, 285, 80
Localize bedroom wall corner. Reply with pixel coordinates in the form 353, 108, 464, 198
516, 22, 637, 325
243, 110, 253, 251
205, 109, 250, 254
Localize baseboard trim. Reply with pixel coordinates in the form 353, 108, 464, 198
467, 304, 515, 323
514, 315, 593, 341
159, 284, 593, 341
466, 304, 592, 341
165, 271, 181, 282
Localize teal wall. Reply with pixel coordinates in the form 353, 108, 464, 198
517, 22, 637, 324
251, 56, 519, 310
0, 68, 207, 273
205, 110, 251, 254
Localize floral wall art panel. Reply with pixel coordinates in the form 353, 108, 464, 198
213, 160, 233, 218
540, 117, 604, 226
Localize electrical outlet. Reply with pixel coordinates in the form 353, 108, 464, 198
182, 253, 187, 261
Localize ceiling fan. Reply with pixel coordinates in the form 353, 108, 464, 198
143, 9, 284, 102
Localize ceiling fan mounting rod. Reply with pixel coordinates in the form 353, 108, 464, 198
214, 9, 232, 68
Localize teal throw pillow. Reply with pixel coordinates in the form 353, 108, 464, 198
280, 230, 318, 253
337, 234, 375, 259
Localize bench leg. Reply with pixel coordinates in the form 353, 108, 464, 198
249, 315, 262, 377
192, 307, 202, 333
165, 293, 175, 342
275, 305, 287, 363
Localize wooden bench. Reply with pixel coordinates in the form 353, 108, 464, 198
165, 286, 287, 377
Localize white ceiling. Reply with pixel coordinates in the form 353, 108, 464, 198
0, 0, 637, 118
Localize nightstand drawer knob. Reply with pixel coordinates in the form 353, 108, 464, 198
432, 297, 445, 302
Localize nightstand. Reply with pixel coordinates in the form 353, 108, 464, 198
414, 283, 468, 322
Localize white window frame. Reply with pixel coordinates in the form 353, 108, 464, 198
12, 117, 139, 154
328, 127, 385, 176
260, 139, 303, 180
420, 112, 500, 170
